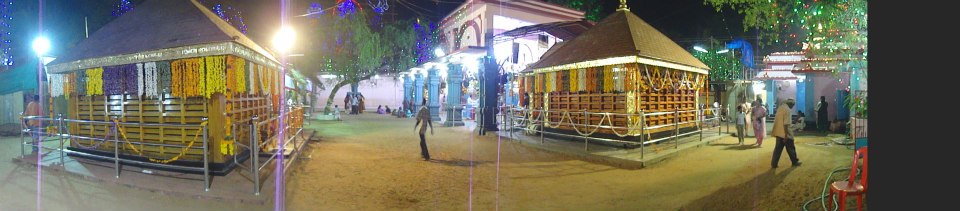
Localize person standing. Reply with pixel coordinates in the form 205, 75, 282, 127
752, 97, 768, 147
351, 94, 359, 115
771, 99, 801, 168
333, 105, 342, 121
24, 95, 41, 153
816, 96, 829, 131
736, 105, 747, 145
343, 93, 351, 114
414, 98, 434, 160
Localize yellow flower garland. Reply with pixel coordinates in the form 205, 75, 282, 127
226, 56, 247, 95
569, 69, 578, 92
85, 67, 104, 96
204, 56, 227, 98
171, 58, 206, 98
603, 65, 614, 92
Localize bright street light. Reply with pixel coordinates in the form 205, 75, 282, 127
716, 49, 729, 54
693, 46, 707, 53
272, 26, 296, 54
32, 37, 51, 56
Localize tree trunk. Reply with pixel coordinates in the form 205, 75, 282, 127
323, 80, 350, 114
322, 73, 377, 114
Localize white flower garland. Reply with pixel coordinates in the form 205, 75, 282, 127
48, 74, 66, 97
137, 63, 145, 97
247, 61, 255, 95
144, 62, 159, 98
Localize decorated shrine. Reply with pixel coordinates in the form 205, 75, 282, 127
43, 0, 296, 173
518, 4, 711, 139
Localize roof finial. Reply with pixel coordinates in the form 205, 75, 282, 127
618, 0, 630, 11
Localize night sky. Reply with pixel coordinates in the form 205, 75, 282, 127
7, 0, 779, 68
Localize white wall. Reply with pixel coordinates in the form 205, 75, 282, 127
315, 77, 404, 112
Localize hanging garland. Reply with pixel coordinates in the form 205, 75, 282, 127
143, 62, 159, 98
171, 58, 205, 98
226, 56, 247, 95
568, 69, 578, 92
559, 70, 568, 92
602, 65, 614, 93
614, 65, 625, 92
157, 61, 172, 94
545, 72, 555, 93
258, 65, 269, 95
204, 55, 227, 98
577, 68, 586, 92
102, 65, 124, 95
76, 70, 87, 96
625, 64, 637, 92
65, 72, 75, 99
584, 67, 595, 92
247, 61, 256, 95
85, 67, 104, 96
48, 74, 66, 97
136, 63, 145, 97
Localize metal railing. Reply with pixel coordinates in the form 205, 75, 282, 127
21, 114, 212, 191
19, 106, 307, 195
500, 106, 723, 159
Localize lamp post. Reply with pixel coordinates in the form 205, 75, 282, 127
272, 24, 295, 211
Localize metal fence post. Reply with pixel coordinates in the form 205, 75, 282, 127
113, 116, 120, 178
675, 107, 680, 150
540, 110, 545, 144
20, 112, 25, 157
251, 115, 260, 195
640, 110, 645, 160
583, 110, 588, 151
202, 117, 210, 192
699, 107, 703, 142
58, 113, 65, 166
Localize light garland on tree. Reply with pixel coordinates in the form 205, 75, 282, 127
0, 0, 13, 66
112, 0, 134, 17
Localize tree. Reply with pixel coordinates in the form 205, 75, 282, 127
546, 0, 604, 21
313, 11, 419, 113
704, 0, 867, 117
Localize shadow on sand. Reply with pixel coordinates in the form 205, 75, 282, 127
680, 167, 796, 210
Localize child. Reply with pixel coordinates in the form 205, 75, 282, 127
334, 105, 342, 121
736, 105, 746, 145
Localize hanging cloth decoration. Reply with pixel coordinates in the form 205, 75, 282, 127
204, 55, 227, 98
85, 67, 104, 96
157, 61, 172, 94
143, 62, 160, 98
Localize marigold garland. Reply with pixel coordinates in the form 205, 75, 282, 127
603, 65, 614, 93
85, 67, 104, 96
225, 56, 247, 95
545, 72, 555, 93
204, 56, 227, 98
171, 58, 206, 98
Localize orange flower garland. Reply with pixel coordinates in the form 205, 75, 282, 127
171, 58, 205, 98
204, 56, 227, 98
225, 56, 247, 95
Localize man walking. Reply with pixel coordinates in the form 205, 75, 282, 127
771, 99, 801, 168
414, 98, 434, 161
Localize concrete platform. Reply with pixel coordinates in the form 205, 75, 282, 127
494, 124, 731, 169
11, 129, 317, 205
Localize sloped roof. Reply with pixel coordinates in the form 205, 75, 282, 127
495, 20, 594, 42
528, 10, 709, 72
47, 0, 278, 73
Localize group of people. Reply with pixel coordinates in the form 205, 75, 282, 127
376, 105, 392, 114
343, 92, 366, 115
732, 96, 802, 168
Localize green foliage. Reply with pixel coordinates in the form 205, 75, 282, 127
546, 0, 605, 21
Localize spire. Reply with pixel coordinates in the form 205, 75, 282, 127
618, 0, 630, 12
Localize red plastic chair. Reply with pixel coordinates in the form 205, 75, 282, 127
828, 147, 868, 211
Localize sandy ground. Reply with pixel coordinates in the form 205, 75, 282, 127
0, 112, 862, 210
